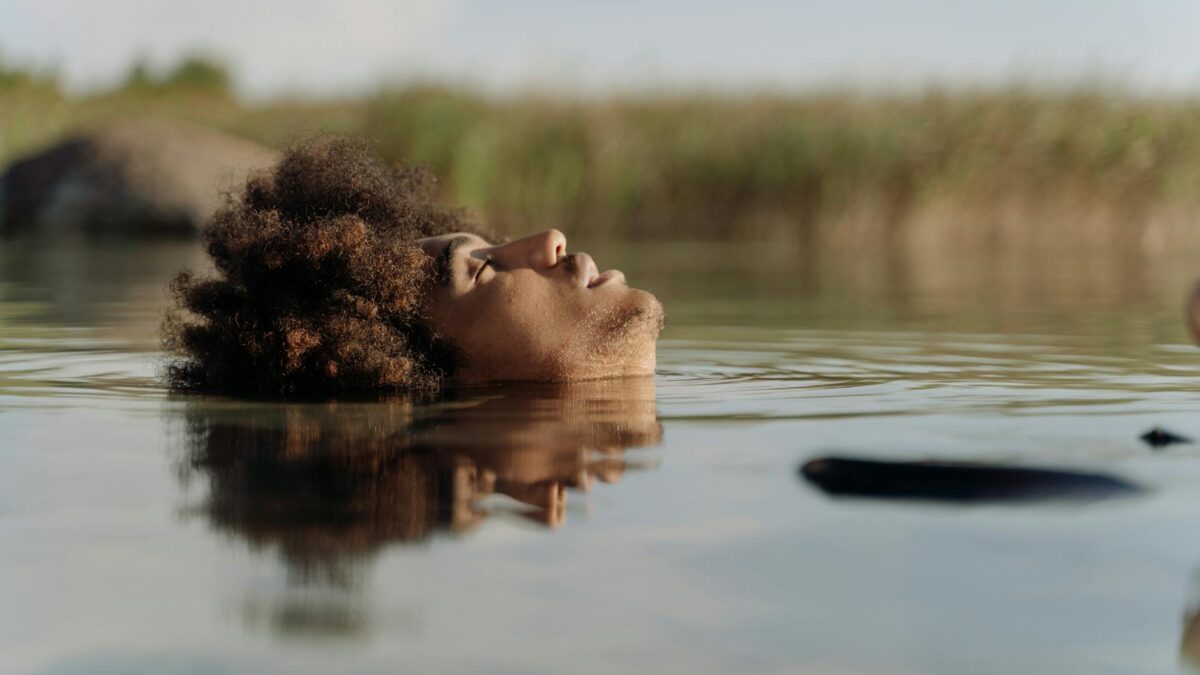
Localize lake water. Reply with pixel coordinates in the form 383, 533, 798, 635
4, 238, 1200, 674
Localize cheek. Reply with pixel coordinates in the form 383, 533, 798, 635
432, 275, 626, 382
467, 284, 590, 361
487, 284, 580, 346
433, 285, 543, 350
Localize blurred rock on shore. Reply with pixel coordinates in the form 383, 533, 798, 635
0, 121, 276, 237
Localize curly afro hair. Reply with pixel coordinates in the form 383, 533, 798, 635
164, 136, 476, 398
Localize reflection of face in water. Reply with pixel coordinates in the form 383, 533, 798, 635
1182, 568, 1200, 671
176, 378, 661, 604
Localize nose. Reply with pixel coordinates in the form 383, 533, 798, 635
490, 229, 566, 270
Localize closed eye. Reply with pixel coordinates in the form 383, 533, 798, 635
474, 254, 494, 283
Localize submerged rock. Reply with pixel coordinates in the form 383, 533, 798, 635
800, 456, 1143, 504
0, 121, 277, 236
1140, 426, 1192, 448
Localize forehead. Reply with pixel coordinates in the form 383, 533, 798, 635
418, 232, 491, 258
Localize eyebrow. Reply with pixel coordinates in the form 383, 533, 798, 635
436, 236, 471, 287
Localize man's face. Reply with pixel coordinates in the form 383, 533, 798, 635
417, 229, 663, 382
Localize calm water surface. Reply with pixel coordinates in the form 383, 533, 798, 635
4, 238, 1200, 674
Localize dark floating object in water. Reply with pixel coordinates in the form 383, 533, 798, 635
800, 456, 1144, 504
1140, 427, 1192, 448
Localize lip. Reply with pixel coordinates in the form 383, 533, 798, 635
574, 252, 625, 289
573, 252, 598, 287
589, 269, 626, 288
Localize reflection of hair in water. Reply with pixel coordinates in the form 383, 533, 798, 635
183, 403, 441, 583
1181, 567, 1200, 670
179, 381, 662, 585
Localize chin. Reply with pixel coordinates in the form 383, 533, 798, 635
590, 287, 663, 377
533, 291, 665, 382
627, 287, 666, 340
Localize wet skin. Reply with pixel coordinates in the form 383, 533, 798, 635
418, 229, 664, 383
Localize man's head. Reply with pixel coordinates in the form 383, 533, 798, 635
165, 137, 663, 397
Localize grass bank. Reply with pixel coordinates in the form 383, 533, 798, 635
5, 61, 1200, 250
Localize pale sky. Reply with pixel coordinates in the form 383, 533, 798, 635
1, 0, 1198, 97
